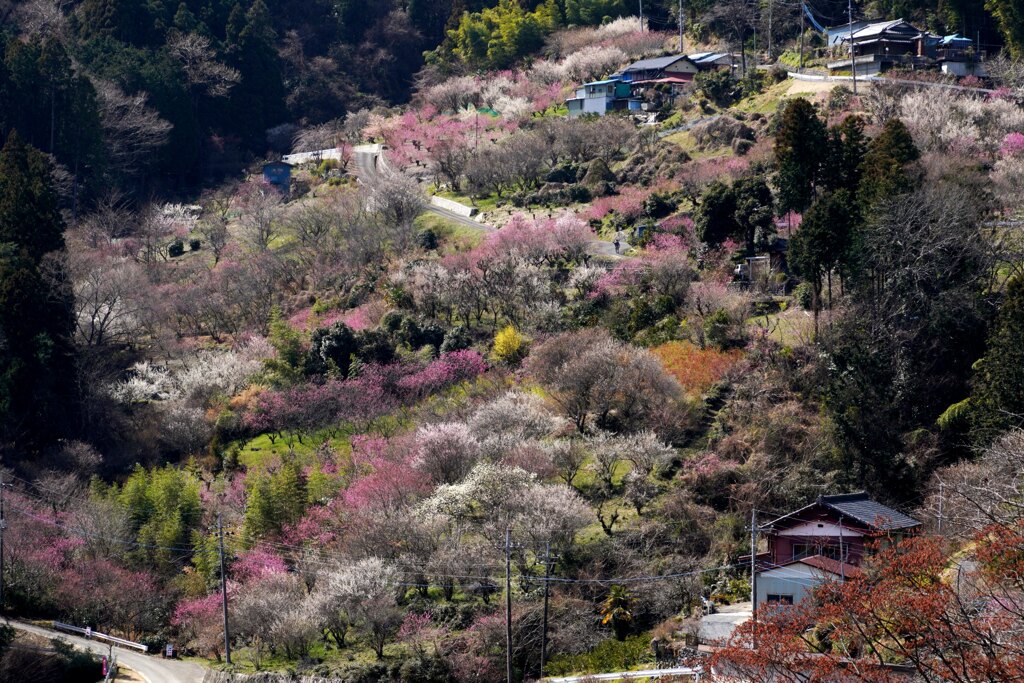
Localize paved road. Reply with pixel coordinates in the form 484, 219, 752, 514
353, 150, 629, 258
7, 620, 207, 683
546, 665, 702, 681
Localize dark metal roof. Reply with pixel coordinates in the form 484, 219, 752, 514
819, 492, 921, 530
623, 55, 691, 72
764, 492, 921, 532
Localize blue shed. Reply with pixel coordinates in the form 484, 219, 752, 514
262, 161, 292, 193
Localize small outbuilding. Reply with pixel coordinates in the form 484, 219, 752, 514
262, 161, 292, 193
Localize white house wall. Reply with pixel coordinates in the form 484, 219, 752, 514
777, 521, 864, 538
756, 563, 839, 606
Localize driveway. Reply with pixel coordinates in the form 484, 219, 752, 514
7, 620, 206, 683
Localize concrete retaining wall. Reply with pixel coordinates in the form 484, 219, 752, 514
430, 195, 478, 217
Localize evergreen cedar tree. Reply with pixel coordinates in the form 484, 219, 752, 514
774, 98, 827, 216
0, 133, 79, 453
694, 176, 774, 256
789, 188, 856, 335
968, 275, 1024, 441
859, 118, 921, 208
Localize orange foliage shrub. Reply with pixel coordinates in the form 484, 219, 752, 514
651, 341, 742, 397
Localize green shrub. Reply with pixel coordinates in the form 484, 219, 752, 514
440, 325, 472, 354
794, 281, 814, 310
188, 237, 201, 250
317, 158, 340, 176
695, 69, 737, 105
828, 85, 853, 113
703, 308, 734, 349
738, 69, 767, 98
417, 228, 438, 250
546, 635, 653, 676
168, 239, 185, 257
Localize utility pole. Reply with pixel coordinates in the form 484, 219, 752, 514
678, 0, 684, 53
750, 508, 758, 648
505, 526, 513, 683
848, 0, 858, 95
937, 482, 945, 535
218, 513, 232, 665
639, 0, 644, 32
799, 4, 805, 71
540, 542, 559, 680
767, 0, 773, 62
0, 475, 7, 611
839, 516, 845, 580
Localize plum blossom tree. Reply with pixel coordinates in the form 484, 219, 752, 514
525, 328, 682, 433
236, 179, 284, 252
413, 422, 482, 485
317, 557, 403, 659
468, 390, 562, 443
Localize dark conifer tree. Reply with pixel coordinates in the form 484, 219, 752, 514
0, 133, 79, 454
774, 97, 826, 216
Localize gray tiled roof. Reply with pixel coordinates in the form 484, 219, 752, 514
819, 492, 921, 530
764, 492, 921, 532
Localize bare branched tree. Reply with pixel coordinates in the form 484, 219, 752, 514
93, 80, 171, 179
167, 32, 240, 98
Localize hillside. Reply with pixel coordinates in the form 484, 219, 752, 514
2, 1, 1024, 681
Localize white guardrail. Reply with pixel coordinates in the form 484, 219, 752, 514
52, 622, 148, 653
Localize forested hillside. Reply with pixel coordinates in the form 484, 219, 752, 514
2, 0, 1024, 680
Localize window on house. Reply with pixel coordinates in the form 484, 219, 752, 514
792, 543, 847, 561
766, 594, 794, 605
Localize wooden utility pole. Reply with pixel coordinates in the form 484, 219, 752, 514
218, 513, 232, 665
937, 482, 945, 535
0, 476, 6, 611
848, 0, 858, 95
639, 0, 644, 31
750, 509, 758, 647
678, 0, 684, 52
799, 4, 806, 70
505, 526, 513, 683
540, 542, 558, 680
839, 516, 846, 579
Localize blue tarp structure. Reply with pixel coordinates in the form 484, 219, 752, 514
801, 2, 826, 33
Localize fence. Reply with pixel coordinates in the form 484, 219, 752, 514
52, 622, 148, 653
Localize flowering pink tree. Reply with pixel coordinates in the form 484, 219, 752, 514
173, 593, 227, 660
396, 350, 488, 400
232, 547, 288, 583
1001, 132, 1024, 158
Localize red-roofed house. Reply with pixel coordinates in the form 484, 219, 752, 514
755, 492, 920, 606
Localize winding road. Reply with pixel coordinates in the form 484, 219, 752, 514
353, 148, 629, 258
7, 620, 206, 683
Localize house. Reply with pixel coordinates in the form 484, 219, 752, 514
937, 34, 987, 76
687, 52, 735, 71
757, 555, 863, 606
755, 492, 921, 606
262, 161, 292, 193
827, 18, 933, 75
616, 54, 700, 83
565, 79, 637, 117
